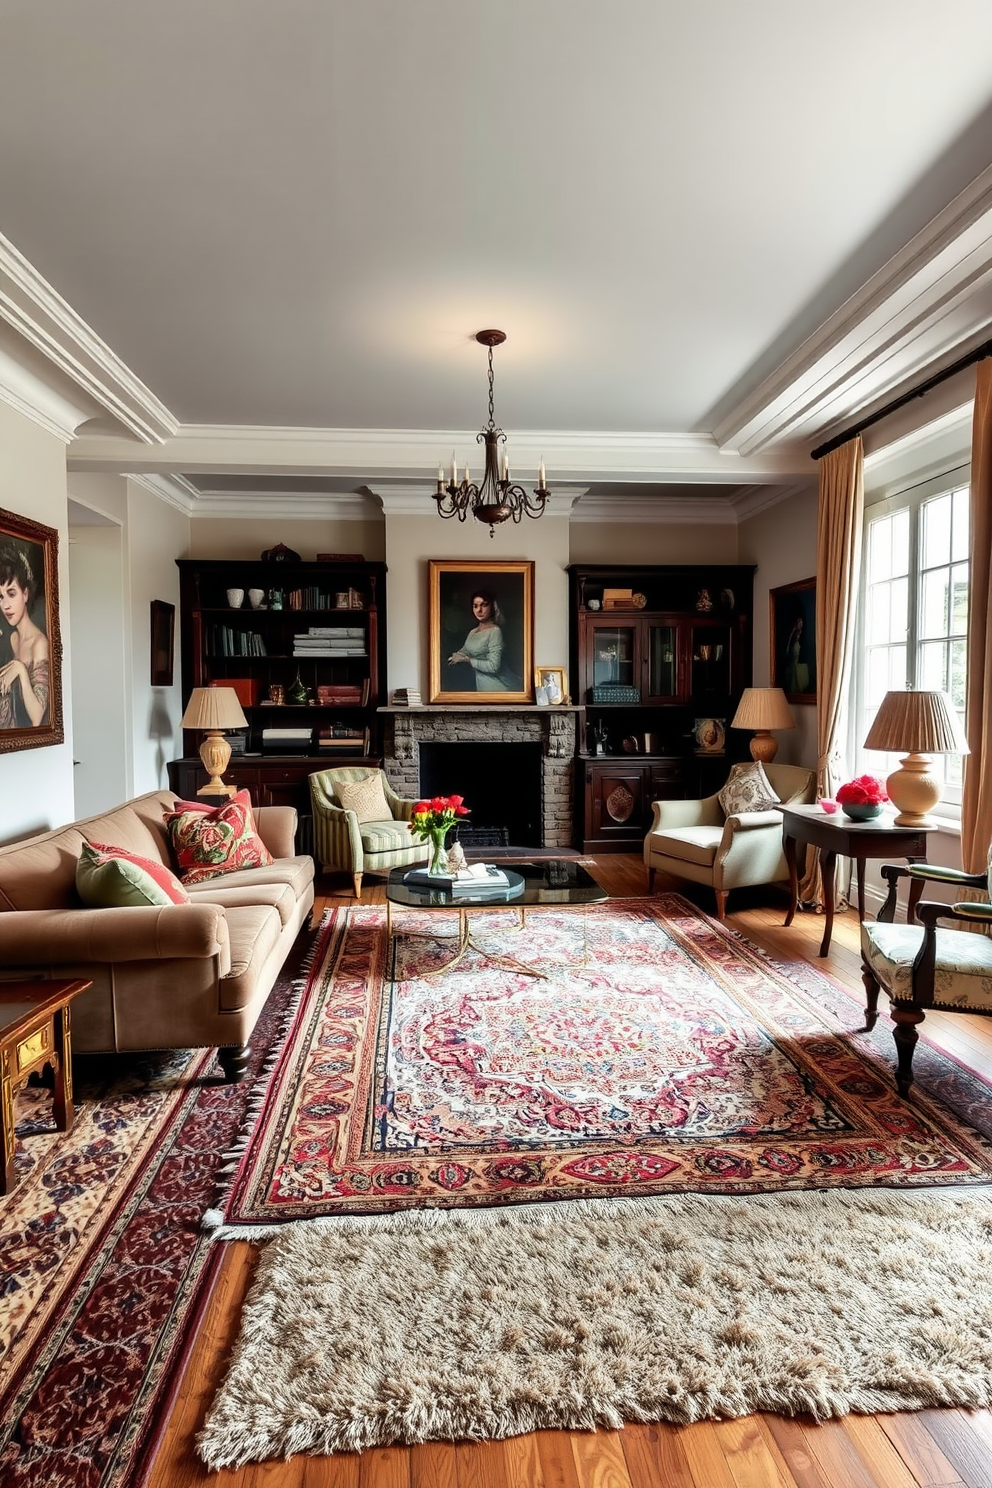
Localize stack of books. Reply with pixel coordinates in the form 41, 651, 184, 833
404, 863, 510, 895
292, 627, 367, 658
318, 725, 370, 752
391, 687, 423, 706
261, 726, 313, 753
317, 681, 369, 706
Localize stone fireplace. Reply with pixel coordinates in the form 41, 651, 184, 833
380, 706, 581, 849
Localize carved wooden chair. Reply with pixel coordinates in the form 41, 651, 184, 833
861, 860, 992, 1096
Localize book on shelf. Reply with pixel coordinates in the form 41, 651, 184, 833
261, 727, 312, 742
391, 687, 422, 706
404, 863, 510, 893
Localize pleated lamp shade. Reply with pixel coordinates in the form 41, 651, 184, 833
180, 687, 248, 796
730, 687, 795, 763
863, 690, 969, 826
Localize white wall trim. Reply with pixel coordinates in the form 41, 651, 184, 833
863, 400, 973, 500
127, 472, 200, 516
0, 345, 81, 442
570, 492, 736, 525
0, 230, 179, 445
715, 164, 992, 457
188, 489, 380, 520
728, 481, 816, 520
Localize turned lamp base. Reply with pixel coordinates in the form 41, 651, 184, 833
197, 730, 237, 797
749, 730, 779, 764
886, 752, 942, 826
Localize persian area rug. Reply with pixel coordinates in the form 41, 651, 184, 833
199, 1186, 992, 1467
213, 895, 992, 1232
0, 927, 315, 1488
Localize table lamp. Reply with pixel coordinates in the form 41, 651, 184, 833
730, 687, 796, 763
863, 689, 969, 825
180, 686, 248, 796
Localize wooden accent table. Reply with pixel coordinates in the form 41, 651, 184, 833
0, 979, 91, 1195
781, 806, 937, 958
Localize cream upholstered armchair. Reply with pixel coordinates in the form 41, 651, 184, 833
644, 762, 816, 919
309, 767, 429, 897
861, 859, 992, 1096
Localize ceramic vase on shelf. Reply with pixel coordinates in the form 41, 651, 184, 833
247, 588, 265, 609
226, 588, 245, 608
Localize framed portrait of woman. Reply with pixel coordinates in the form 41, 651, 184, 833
428, 560, 535, 704
0, 506, 64, 753
770, 576, 817, 704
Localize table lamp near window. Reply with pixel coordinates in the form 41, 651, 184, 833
730, 687, 796, 763
863, 689, 970, 825
180, 687, 248, 796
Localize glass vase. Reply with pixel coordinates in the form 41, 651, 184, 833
428, 835, 449, 876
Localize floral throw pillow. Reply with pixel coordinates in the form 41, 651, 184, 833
164, 790, 274, 886
77, 840, 192, 908
717, 762, 781, 818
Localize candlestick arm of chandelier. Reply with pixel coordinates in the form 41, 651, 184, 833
431, 329, 549, 535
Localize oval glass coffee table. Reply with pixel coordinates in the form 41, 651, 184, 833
384, 861, 607, 979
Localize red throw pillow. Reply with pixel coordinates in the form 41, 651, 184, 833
164, 789, 274, 886
85, 839, 191, 904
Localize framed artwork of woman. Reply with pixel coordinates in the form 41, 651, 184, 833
770, 576, 817, 704
0, 506, 64, 753
428, 560, 535, 704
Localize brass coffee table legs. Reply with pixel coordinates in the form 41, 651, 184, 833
386, 899, 548, 979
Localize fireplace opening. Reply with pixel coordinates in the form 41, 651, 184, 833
418, 742, 542, 848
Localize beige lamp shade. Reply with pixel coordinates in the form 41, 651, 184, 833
730, 687, 796, 763
863, 689, 969, 826
180, 686, 248, 796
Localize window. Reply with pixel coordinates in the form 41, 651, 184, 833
860, 479, 969, 807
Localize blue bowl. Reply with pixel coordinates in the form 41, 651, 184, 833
841, 802, 883, 821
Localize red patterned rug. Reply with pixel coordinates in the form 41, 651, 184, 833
0, 928, 316, 1488
215, 895, 992, 1230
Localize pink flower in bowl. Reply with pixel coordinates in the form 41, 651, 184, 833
819, 798, 839, 814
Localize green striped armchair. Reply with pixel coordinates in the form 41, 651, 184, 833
309, 767, 429, 897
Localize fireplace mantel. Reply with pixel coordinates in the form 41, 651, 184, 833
378, 705, 580, 848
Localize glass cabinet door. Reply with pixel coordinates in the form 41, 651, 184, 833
690, 623, 731, 696
591, 624, 637, 689
647, 623, 678, 700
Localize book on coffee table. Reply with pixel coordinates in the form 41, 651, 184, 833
404, 863, 509, 893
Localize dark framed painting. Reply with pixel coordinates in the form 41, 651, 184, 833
770, 576, 817, 704
0, 506, 64, 753
428, 560, 534, 704
150, 599, 175, 687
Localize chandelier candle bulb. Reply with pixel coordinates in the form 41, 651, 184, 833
539, 457, 546, 488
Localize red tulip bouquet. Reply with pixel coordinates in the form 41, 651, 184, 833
835, 775, 888, 820
409, 794, 470, 875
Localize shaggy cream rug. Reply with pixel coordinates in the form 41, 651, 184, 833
199, 1188, 992, 1469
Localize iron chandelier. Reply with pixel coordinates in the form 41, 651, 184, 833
433, 330, 549, 535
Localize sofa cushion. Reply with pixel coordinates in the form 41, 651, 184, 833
76, 841, 191, 909
165, 790, 274, 885
185, 854, 315, 899
188, 880, 299, 928
647, 826, 722, 868
336, 774, 392, 824
218, 905, 284, 1011
718, 762, 780, 817
0, 826, 86, 911
76, 804, 171, 866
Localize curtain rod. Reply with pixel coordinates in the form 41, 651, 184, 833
811, 337, 992, 461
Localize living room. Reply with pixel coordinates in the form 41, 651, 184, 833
4, 4, 992, 1486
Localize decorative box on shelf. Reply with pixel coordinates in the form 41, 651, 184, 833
591, 684, 641, 704
210, 677, 259, 708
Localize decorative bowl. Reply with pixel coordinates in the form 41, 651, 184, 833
841, 803, 883, 821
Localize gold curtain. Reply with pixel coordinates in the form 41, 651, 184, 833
799, 437, 864, 906
962, 360, 992, 877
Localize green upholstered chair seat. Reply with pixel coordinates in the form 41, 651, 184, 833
648, 826, 722, 868
861, 920, 992, 1011
360, 819, 422, 855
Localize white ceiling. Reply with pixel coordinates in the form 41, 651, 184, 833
3, 0, 992, 508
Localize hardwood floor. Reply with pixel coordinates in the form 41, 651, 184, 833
145, 855, 992, 1488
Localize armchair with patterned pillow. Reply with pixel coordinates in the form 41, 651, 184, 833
309, 766, 429, 897
644, 761, 816, 919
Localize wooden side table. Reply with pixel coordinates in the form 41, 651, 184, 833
781, 806, 936, 958
0, 979, 91, 1195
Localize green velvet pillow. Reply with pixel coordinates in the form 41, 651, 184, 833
76, 840, 188, 908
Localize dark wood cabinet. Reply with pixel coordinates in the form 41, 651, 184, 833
569, 564, 755, 852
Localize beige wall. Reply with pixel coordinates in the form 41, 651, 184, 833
569, 520, 738, 565
384, 515, 571, 695
738, 486, 818, 769
0, 400, 74, 842
189, 516, 386, 562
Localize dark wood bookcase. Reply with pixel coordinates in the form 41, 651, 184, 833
568, 563, 755, 852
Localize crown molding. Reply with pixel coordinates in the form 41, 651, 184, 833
863, 400, 973, 500
0, 231, 179, 444
0, 341, 90, 441
728, 481, 816, 520
126, 472, 200, 515
716, 163, 992, 456
570, 493, 736, 525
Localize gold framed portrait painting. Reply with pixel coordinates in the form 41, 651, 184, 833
0, 505, 63, 753
428, 560, 535, 704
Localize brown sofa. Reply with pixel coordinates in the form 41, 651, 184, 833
0, 789, 315, 1082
